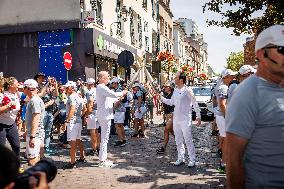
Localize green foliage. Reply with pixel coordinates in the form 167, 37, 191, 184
226, 51, 244, 71
203, 1, 284, 35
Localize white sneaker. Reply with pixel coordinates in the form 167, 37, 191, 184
173, 159, 185, 166
98, 160, 114, 168
187, 160, 196, 168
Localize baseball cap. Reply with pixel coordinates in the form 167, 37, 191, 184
221, 69, 237, 78
18, 82, 24, 89
24, 79, 38, 89
64, 81, 77, 88
110, 77, 120, 84
86, 78, 96, 84
255, 25, 284, 52
239, 65, 256, 75
133, 83, 141, 88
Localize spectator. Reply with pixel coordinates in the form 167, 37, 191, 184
226, 24, 284, 189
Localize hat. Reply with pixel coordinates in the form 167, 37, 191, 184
239, 65, 256, 75
221, 69, 237, 78
86, 78, 96, 84
133, 83, 141, 88
110, 77, 120, 84
18, 82, 24, 89
255, 25, 284, 52
24, 79, 38, 89
64, 81, 77, 88
34, 72, 46, 80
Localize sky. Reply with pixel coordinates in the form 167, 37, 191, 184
170, 0, 250, 74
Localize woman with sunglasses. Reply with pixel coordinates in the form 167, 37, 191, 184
0, 77, 21, 158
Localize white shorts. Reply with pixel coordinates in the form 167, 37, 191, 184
114, 112, 125, 124
134, 106, 147, 119
86, 114, 99, 129
26, 136, 43, 159
216, 115, 226, 137
67, 122, 82, 141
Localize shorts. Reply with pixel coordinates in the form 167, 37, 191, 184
114, 112, 125, 124
165, 113, 173, 125
26, 136, 43, 159
216, 115, 226, 137
86, 114, 99, 129
134, 106, 147, 119
67, 122, 82, 141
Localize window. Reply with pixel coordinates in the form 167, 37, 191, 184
145, 36, 150, 52
144, 21, 148, 33
165, 22, 168, 37
90, 0, 103, 26
142, 0, 147, 9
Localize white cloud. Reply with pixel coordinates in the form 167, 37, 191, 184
170, 0, 250, 73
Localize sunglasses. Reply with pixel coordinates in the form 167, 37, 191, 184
265, 46, 284, 55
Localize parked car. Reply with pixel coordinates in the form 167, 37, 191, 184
191, 86, 214, 121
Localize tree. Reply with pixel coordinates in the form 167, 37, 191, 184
226, 51, 244, 71
203, 1, 284, 35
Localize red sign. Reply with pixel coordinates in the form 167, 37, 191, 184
63, 52, 72, 71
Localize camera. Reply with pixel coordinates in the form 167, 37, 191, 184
14, 159, 57, 189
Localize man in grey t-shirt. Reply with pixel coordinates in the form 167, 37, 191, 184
23, 79, 45, 166
226, 25, 284, 189
63, 81, 85, 169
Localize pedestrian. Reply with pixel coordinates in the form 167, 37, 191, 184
85, 78, 100, 156
96, 71, 127, 167
238, 64, 256, 83
0, 77, 21, 159
111, 77, 127, 147
131, 83, 147, 138
215, 69, 236, 173
156, 82, 175, 154
226, 24, 284, 189
23, 79, 45, 166
122, 83, 133, 129
62, 81, 86, 169
160, 71, 201, 167
40, 77, 59, 154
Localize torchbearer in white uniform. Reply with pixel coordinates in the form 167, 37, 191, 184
160, 71, 201, 167
96, 71, 127, 167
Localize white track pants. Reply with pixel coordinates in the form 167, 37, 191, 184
97, 119, 111, 162
173, 119, 196, 161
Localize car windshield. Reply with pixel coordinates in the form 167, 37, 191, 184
192, 87, 211, 96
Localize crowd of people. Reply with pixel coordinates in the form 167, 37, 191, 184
0, 24, 284, 189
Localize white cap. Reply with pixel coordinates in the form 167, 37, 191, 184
23, 79, 38, 89
86, 78, 96, 84
64, 81, 77, 88
110, 77, 120, 84
239, 65, 256, 75
133, 83, 141, 88
221, 69, 237, 78
255, 25, 284, 53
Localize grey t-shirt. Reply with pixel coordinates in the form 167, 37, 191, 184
86, 88, 97, 114
215, 83, 228, 117
226, 75, 284, 188
66, 92, 83, 123
227, 83, 238, 104
25, 95, 45, 138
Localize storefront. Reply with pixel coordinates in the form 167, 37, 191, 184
93, 29, 137, 80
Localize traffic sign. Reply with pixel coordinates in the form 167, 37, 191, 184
63, 52, 72, 71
